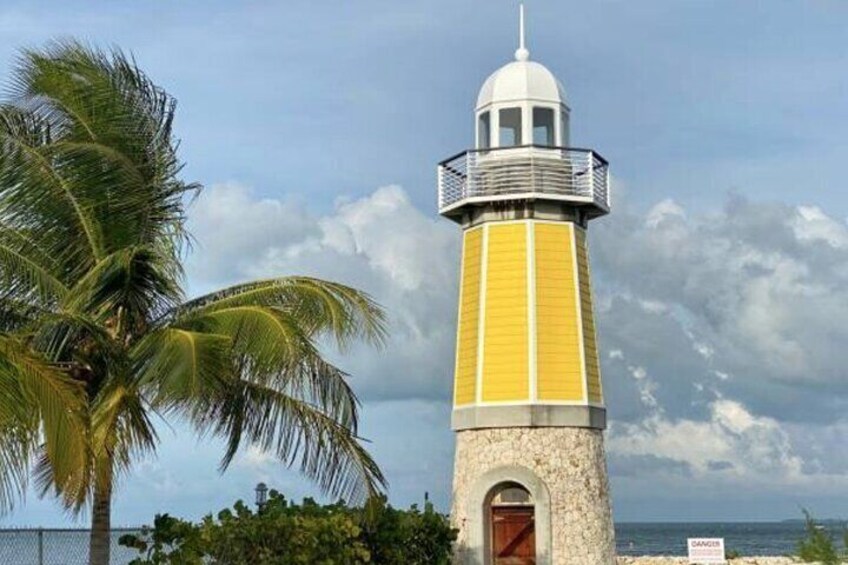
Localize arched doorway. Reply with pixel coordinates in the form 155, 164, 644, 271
488, 482, 535, 564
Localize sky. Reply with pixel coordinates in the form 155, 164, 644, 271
2, 0, 848, 526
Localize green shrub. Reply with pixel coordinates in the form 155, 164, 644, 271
796, 509, 841, 565
120, 490, 456, 564
118, 514, 205, 565
203, 496, 369, 565
360, 495, 456, 565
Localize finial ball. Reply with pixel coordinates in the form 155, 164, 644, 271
515, 47, 529, 62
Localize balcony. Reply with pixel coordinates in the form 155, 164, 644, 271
437, 145, 609, 218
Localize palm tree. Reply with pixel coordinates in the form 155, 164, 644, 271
0, 41, 387, 565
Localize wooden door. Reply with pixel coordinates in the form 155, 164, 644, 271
491, 506, 535, 564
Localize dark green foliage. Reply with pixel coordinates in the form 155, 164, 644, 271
796, 509, 844, 565
118, 514, 205, 565
120, 490, 457, 565
203, 496, 369, 565
360, 495, 457, 565
724, 548, 741, 559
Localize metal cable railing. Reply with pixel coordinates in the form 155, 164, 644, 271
438, 145, 609, 215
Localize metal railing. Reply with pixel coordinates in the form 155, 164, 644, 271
0, 528, 140, 564
437, 145, 609, 215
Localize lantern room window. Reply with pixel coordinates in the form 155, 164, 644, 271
560, 111, 569, 146
499, 107, 522, 146
478, 111, 491, 149
533, 107, 554, 146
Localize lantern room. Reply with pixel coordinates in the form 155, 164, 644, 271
475, 53, 570, 150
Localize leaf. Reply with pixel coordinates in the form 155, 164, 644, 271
201, 380, 386, 504
0, 335, 86, 513
172, 277, 386, 349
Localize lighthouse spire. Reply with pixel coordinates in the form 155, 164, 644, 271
515, 3, 530, 61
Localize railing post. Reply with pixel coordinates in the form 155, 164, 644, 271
605, 163, 610, 208
437, 164, 443, 211
587, 151, 594, 198
464, 151, 472, 198
37, 528, 44, 565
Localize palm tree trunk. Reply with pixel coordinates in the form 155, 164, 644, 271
88, 479, 112, 565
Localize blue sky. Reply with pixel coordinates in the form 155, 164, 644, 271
2, 1, 848, 526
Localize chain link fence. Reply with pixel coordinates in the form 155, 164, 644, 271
0, 529, 141, 565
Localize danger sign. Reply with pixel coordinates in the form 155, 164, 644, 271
687, 538, 725, 564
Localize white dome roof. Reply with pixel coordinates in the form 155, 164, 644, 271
476, 59, 567, 110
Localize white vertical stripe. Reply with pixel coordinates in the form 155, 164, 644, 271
571, 223, 589, 405
527, 221, 537, 403
475, 224, 489, 405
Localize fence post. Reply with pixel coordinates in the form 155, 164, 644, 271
37, 528, 44, 565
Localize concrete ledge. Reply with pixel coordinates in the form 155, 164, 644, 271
452, 404, 606, 431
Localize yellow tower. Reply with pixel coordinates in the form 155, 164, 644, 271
441, 7, 615, 565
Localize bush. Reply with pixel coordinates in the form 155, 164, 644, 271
796, 509, 842, 565
360, 496, 456, 565
120, 490, 456, 564
203, 496, 369, 565
119, 514, 205, 565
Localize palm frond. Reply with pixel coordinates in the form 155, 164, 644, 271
64, 245, 183, 329
1, 40, 198, 282
0, 296, 43, 333
201, 380, 385, 504
174, 304, 360, 430
0, 391, 39, 513
0, 335, 86, 513
173, 277, 386, 349
132, 327, 232, 410
0, 227, 68, 305
0, 106, 102, 275
90, 380, 158, 481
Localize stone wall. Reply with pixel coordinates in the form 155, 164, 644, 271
452, 427, 616, 565
617, 558, 798, 565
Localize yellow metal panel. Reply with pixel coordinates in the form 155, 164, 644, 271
575, 227, 603, 404
534, 223, 585, 401
482, 223, 529, 402
454, 228, 482, 406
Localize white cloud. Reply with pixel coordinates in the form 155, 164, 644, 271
792, 205, 848, 249
593, 196, 848, 394
644, 198, 686, 229
693, 342, 714, 359
186, 182, 317, 289
609, 398, 804, 481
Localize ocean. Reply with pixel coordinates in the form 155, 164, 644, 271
0, 522, 843, 563
616, 521, 845, 556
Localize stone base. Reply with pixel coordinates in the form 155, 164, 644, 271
618, 559, 795, 565
452, 427, 615, 565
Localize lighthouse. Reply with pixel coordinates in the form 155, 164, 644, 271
439, 7, 616, 565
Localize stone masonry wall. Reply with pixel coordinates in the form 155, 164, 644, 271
452, 427, 616, 565
618, 558, 797, 565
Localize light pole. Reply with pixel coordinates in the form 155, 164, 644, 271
254, 482, 268, 510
